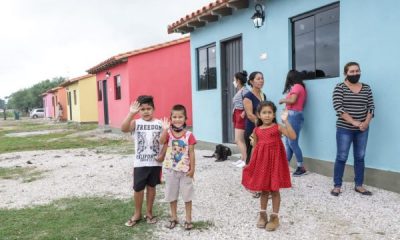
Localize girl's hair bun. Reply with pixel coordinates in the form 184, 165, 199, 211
241, 70, 248, 77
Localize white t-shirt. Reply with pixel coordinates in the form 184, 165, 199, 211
132, 118, 163, 168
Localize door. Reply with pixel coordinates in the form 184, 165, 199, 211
102, 80, 109, 125
67, 92, 73, 120
221, 36, 242, 143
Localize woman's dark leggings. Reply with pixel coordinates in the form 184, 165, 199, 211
244, 130, 253, 164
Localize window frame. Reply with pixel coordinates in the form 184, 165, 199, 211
291, 2, 340, 80
114, 75, 122, 100
73, 90, 77, 105
197, 43, 217, 90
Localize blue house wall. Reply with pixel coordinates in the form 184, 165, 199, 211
189, 0, 400, 173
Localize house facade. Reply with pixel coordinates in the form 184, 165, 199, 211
87, 37, 192, 129
168, 0, 400, 192
42, 92, 55, 118
60, 74, 98, 123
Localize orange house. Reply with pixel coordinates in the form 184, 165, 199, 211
46, 86, 67, 121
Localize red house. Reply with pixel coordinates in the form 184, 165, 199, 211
87, 37, 192, 129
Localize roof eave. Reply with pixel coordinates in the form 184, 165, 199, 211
168, 0, 249, 34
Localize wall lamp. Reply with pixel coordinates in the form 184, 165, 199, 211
251, 4, 265, 28
105, 71, 111, 79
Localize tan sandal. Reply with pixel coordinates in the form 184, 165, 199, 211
144, 215, 158, 224
165, 219, 178, 229
124, 217, 142, 227
184, 221, 194, 230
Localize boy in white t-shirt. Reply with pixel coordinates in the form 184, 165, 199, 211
121, 95, 163, 227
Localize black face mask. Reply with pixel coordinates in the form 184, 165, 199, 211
347, 74, 361, 84
171, 123, 186, 132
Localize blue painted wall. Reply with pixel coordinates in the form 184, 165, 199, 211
189, 0, 400, 173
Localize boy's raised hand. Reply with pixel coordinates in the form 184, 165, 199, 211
129, 101, 141, 114
281, 109, 289, 122
161, 117, 170, 130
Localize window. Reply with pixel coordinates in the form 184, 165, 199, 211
114, 75, 122, 100
197, 44, 216, 90
73, 90, 77, 105
291, 2, 339, 79
97, 81, 102, 101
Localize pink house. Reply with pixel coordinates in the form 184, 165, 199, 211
42, 92, 55, 118
87, 37, 192, 129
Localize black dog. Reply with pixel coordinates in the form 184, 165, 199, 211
203, 144, 232, 162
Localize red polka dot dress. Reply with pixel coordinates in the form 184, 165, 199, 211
242, 124, 292, 191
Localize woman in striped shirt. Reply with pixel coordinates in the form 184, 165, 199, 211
331, 62, 375, 196
231, 71, 250, 168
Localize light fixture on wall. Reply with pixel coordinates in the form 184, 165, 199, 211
105, 71, 111, 79
251, 4, 265, 28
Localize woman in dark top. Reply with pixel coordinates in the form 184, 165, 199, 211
331, 62, 375, 196
243, 71, 266, 165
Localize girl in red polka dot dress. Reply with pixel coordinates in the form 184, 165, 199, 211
242, 101, 296, 231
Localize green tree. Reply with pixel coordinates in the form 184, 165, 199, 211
7, 77, 66, 113
0, 98, 5, 109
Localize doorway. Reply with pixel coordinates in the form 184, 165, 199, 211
102, 80, 109, 125
221, 36, 243, 143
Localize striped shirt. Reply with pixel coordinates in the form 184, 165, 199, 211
232, 87, 249, 110
332, 82, 375, 130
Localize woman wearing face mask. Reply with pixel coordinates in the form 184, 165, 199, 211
231, 71, 250, 167
331, 62, 375, 196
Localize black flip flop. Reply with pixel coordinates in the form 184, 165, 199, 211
330, 188, 341, 197
144, 215, 158, 224
165, 219, 178, 229
355, 187, 372, 196
125, 217, 142, 227
184, 221, 194, 230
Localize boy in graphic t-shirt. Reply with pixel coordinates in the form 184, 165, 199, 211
121, 95, 163, 227
159, 104, 196, 230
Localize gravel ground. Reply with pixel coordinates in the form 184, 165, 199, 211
1, 149, 399, 239
0, 149, 133, 208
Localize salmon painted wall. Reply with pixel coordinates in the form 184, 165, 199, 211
55, 88, 67, 121
96, 62, 130, 128
128, 41, 192, 125
42, 93, 54, 118
79, 76, 98, 122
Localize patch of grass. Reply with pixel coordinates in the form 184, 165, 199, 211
193, 220, 215, 231
0, 167, 46, 183
0, 120, 126, 153
0, 197, 165, 240
0, 133, 127, 154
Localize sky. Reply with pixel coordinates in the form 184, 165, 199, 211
0, 0, 212, 99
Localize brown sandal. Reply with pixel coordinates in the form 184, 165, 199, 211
165, 219, 178, 229
184, 221, 194, 230
124, 217, 142, 227
144, 215, 158, 224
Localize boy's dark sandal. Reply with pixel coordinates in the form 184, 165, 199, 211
125, 217, 142, 227
293, 167, 307, 176
165, 219, 178, 229
184, 221, 194, 230
355, 187, 372, 196
144, 215, 158, 224
330, 188, 341, 197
